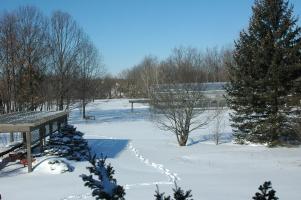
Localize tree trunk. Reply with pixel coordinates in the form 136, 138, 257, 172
66, 95, 70, 110
177, 132, 188, 146
82, 99, 86, 119
59, 95, 64, 110
178, 139, 187, 146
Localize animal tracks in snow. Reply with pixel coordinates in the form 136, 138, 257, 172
127, 142, 180, 188
124, 181, 172, 190
60, 193, 91, 200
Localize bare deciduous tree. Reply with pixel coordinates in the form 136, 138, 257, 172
0, 6, 49, 112
139, 56, 159, 97
98, 74, 118, 99
159, 47, 203, 84
202, 46, 233, 82
0, 11, 19, 112
76, 35, 104, 118
17, 6, 49, 111
213, 105, 226, 145
150, 83, 215, 146
49, 10, 82, 110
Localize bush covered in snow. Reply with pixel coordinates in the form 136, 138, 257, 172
44, 124, 89, 161
34, 158, 73, 174
81, 153, 125, 200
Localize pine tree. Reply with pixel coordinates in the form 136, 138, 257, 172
172, 183, 193, 200
226, 0, 301, 145
252, 181, 278, 200
154, 184, 192, 200
44, 125, 89, 161
81, 153, 126, 200
154, 185, 171, 200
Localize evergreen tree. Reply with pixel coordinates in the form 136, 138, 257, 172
81, 153, 126, 200
154, 184, 193, 200
44, 125, 89, 161
172, 183, 193, 200
226, 0, 301, 145
154, 185, 171, 200
252, 181, 278, 200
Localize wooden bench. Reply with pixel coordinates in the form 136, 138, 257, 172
129, 99, 150, 111
84, 115, 95, 120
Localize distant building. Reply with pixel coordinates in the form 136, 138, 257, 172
151, 82, 227, 108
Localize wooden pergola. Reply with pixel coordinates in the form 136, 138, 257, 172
0, 111, 68, 172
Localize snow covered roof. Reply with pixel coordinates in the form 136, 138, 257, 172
153, 82, 227, 92
0, 111, 68, 132
202, 82, 227, 91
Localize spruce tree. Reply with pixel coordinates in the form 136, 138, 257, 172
172, 183, 193, 200
252, 181, 278, 200
154, 184, 193, 200
81, 153, 126, 200
154, 185, 171, 200
226, 0, 301, 145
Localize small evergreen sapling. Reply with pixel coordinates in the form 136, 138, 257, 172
154, 185, 171, 200
81, 153, 125, 200
252, 181, 278, 200
172, 183, 193, 200
155, 183, 193, 200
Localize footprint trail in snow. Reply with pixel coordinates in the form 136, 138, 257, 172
60, 193, 91, 200
126, 142, 180, 189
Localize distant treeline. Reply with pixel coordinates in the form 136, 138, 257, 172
102, 46, 233, 99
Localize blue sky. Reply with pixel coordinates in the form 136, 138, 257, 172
1, 0, 301, 75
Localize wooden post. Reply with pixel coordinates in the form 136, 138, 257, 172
9, 132, 14, 143
42, 126, 46, 147
39, 128, 43, 148
39, 126, 46, 150
26, 132, 32, 172
57, 120, 61, 132
63, 116, 68, 126
131, 102, 133, 112
49, 122, 53, 135
22, 132, 26, 147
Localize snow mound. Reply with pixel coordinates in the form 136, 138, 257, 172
34, 158, 73, 174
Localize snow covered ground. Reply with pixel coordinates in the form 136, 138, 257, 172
1, 99, 301, 200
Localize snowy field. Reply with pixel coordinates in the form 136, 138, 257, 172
1, 99, 301, 200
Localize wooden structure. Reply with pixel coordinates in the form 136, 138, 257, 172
0, 111, 68, 172
129, 99, 150, 111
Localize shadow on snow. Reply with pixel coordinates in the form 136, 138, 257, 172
87, 138, 129, 159
187, 132, 233, 146
0, 139, 129, 177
